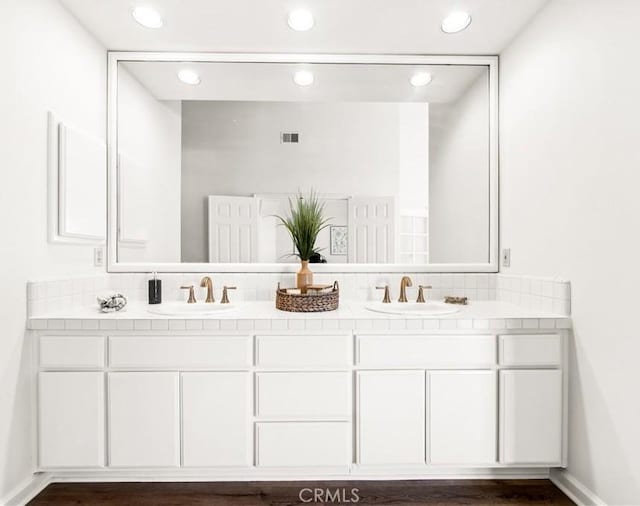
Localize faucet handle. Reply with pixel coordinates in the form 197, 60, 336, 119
221, 286, 236, 304
180, 285, 197, 304
416, 285, 432, 303
376, 285, 392, 304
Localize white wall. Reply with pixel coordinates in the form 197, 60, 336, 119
429, 74, 490, 264
181, 101, 429, 262
117, 70, 182, 263
500, 0, 640, 503
0, 0, 106, 500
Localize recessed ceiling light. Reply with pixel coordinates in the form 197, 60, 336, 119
293, 70, 314, 86
410, 73, 433, 87
177, 70, 201, 85
132, 6, 164, 29
441, 11, 472, 33
288, 9, 314, 31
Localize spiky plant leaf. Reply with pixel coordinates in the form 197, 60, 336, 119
274, 190, 331, 261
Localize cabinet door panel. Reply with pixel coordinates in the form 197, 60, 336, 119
357, 370, 425, 465
39, 372, 104, 467
182, 372, 251, 467
429, 371, 496, 464
500, 370, 562, 464
108, 372, 179, 467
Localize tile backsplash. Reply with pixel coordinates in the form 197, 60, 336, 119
27, 272, 571, 317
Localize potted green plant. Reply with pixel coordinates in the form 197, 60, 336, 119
275, 191, 330, 292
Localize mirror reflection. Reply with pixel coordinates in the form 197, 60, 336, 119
116, 62, 490, 265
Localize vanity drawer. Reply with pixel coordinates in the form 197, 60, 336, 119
109, 336, 251, 369
255, 422, 351, 467
255, 372, 351, 419
499, 334, 562, 366
40, 336, 104, 369
255, 335, 351, 368
356, 335, 496, 368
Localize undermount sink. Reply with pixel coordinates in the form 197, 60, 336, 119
366, 301, 461, 316
147, 302, 237, 316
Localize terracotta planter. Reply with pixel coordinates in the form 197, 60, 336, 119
296, 260, 314, 293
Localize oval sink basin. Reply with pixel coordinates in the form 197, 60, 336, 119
147, 302, 237, 316
366, 301, 460, 317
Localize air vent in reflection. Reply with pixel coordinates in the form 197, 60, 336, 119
281, 132, 299, 143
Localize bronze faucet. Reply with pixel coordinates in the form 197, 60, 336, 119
416, 285, 432, 303
376, 285, 392, 303
200, 276, 215, 303
221, 286, 236, 304
180, 285, 197, 304
398, 276, 413, 303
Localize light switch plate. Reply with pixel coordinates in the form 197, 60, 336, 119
502, 248, 511, 268
94, 247, 104, 267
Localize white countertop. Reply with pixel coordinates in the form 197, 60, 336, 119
29, 300, 571, 332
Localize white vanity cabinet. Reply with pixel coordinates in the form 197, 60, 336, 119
35, 328, 567, 477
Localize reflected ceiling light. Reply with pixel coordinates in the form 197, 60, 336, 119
132, 6, 164, 28
293, 70, 314, 86
410, 72, 432, 87
441, 11, 472, 33
288, 9, 314, 31
177, 69, 201, 85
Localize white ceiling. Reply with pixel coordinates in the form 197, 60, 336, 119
59, 0, 548, 54
121, 62, 487, 102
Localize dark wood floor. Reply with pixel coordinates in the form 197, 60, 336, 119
29, 480, 574, 505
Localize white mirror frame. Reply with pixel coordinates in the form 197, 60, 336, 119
107, 52, 499, 273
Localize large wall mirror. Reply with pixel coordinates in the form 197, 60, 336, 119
108, 53, 498, 272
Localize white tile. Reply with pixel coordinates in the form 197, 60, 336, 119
356, 320, 374, 331
556, 319, 572, 329
464, 275, 478, 289
203, 320, 220, 331
151, 319, 169, 331
542, 281, 554, 298
186, 320, 204, 331
390, 320, 406, 331
271, 319, 288, 331
406, 320, 422, 331
490, 319, 506, 330
47, 320, 65, 330
440, 320, 457, 330
220, 320, 237, 331
323, 319, 340, 331
456, 319, 473, 330
168, 319, 186, 331
134, 319, 152, 331
30, 319, 47, 330
539, 319, 556, 329
506, 319, 523, 329
372, 320, 390, 331
422, 319, 440, 330
254, 319, 271, 331
65, 319, 82, 330
522, 319, 539, 329
305, 319, 323, 331
473, 319, 489, 330
339, 319, 355, 331
288, 319, 305, 331
100, 320, 118, 330
117, 320, 135, 331
82, 320, 101, 330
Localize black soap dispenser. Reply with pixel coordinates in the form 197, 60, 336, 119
148, 271, 162, 304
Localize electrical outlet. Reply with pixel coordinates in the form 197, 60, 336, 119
502, 248, 511, 268
94, 247, 104, 267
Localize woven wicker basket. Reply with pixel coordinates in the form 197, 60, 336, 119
275, 281, 339, 312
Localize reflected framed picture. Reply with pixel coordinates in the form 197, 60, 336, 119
330, 226, 348, 256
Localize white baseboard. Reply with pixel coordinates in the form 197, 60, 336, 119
1, 474, 52, 506
549, 469, 606, 506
